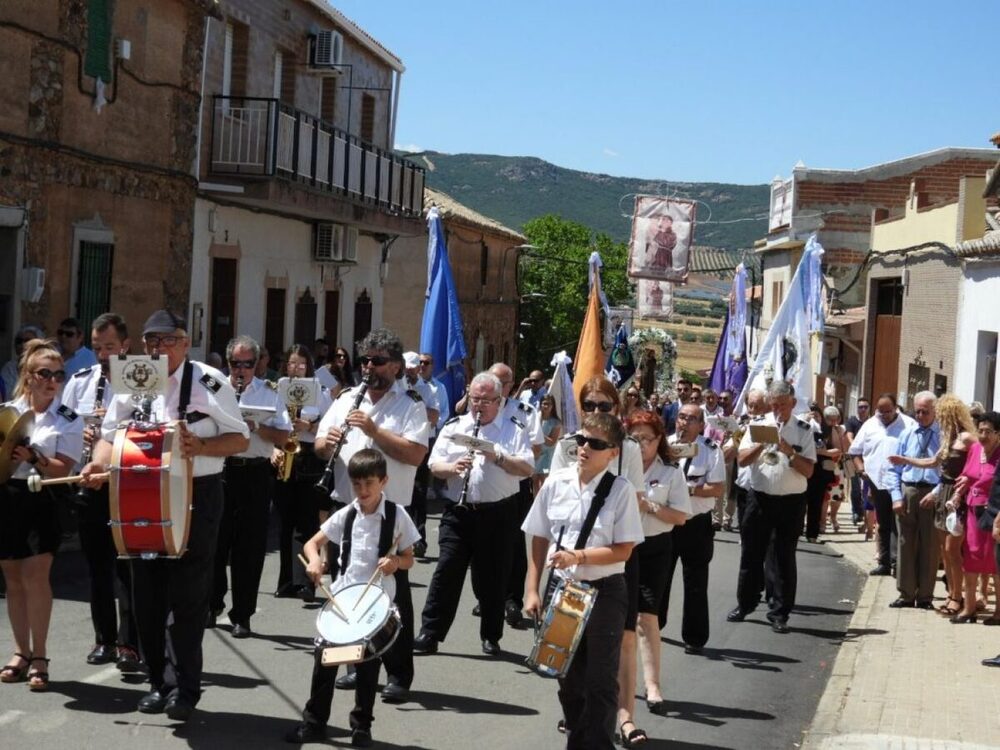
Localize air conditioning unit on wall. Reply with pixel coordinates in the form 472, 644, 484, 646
311, 30, 344, 72
314, 223, 358, 263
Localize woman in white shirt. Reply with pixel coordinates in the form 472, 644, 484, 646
625, 410, 692, 716
0, 339, 83, 691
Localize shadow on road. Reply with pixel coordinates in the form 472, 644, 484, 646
397, 688, 539, 717
793, 603, 855, 617
662, 638, 799, 673
49, 680, 145, 714
660, 698, 775, 727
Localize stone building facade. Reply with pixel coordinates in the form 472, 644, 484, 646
0, 0, 215, 352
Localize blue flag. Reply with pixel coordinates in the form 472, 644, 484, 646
420, 208, 468, 409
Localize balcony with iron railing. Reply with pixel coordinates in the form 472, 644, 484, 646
208, 96, 425, 217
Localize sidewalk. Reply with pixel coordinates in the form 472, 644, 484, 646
802, 507, 1000, 749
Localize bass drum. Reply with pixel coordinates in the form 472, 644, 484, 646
109, 423, 192, 558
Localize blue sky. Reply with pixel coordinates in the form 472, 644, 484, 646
334, 1, 999, 185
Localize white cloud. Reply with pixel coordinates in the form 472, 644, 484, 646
603, 148, 620, 157
395, 143, 424, 153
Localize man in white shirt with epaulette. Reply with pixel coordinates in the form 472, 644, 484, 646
210, 335, 291, 639
662, 403, 726, 653
728, 380, 816, 634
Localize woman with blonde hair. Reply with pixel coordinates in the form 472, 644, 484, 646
0, 339, 83, 691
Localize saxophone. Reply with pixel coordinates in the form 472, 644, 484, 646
277, 401, 301, 483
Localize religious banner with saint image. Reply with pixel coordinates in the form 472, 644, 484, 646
637, 279, 672, 320
627, 196, 696, 283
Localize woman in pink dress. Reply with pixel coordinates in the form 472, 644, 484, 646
950, 411, 1000, 623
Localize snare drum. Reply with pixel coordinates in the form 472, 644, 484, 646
527, 578, 596, 678
109, 423, 192, 559
315, 582, 402, 666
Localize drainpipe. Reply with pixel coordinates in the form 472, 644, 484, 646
192, 15, 211, 179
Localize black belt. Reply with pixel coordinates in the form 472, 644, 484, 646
193, 473, 223, 487
447, 493, 518, 511
580, 573, 625, 588
225, 456, 270, 467
903, 481, 936, 487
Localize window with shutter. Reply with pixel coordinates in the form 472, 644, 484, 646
84, 0, 113, 82
360, 94, 375, 143
76, 241, 114, 326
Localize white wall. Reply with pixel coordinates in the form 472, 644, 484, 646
190, 198, 384, 360
954, 260, 1000, 408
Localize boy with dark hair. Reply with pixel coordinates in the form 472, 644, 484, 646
287, 449, 419, 746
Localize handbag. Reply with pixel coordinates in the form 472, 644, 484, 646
946, 510, 965, 538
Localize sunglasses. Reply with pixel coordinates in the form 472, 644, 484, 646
581, 400, 615, 413
228, 359, 256, 369
33, 368, 67, 383
419, 359, 432, 366
143, 334, 186, 348
626, 392, 639, 398
57, 329, 79, 337
631, 433, 659, 444
574, 434, 615, 451
359, 355, 389, 367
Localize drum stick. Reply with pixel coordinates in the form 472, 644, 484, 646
296, 553, 349, 621
27, 472, 109, 492
353, 534, 402, 611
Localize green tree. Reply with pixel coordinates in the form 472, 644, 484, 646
517, 215, 633, 376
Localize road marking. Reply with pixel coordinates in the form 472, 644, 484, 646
0, 710, 25, 727
81, 665, 119, 684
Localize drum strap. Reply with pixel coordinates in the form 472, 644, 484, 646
574, 471, 616, 550
339, 500, 398, 573
178, 360, 194, 421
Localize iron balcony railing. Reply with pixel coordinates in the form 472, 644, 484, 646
209, 96, 425, 216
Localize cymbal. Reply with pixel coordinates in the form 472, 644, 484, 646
0, 406, 35, 483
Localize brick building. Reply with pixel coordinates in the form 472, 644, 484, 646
383, 188, 524, 374
190, 0, 425, 359
0, 0, 216, 354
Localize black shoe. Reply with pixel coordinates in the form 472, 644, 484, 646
982, 654, 1000, 668
165, 694, 195, 722
471, 603, 481, 617
413, 633, 438, 654
481, 639, 501, 656
413, 540, 428, 558
769, 618, 790, 634
712, 522, 723, 531
285, 723, 326, 744
888, 598, 915, 608
86, 644, 116, 665
351, 728, 373, 747
297, 586, 316, 603
726, 607, 751, 622
381, 683, 409, 703
915, 600, 935, 610
683, 644, 703, 655
137, 689, 168, 714
505, 600, 524, 628
274, 583, 299, 599
116, 646, 142, 673
231, 622, 252, 639
335, 670, 357, 689
869, 566, 892, 576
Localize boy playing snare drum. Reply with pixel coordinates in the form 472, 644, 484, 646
286, 449, 419, 746
523, 412, 644, 749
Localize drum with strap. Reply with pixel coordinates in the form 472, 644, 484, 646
315, 583, 402, 666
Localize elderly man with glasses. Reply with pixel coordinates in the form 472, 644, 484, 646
414, 372, 535, 658
209, 335, 291, 638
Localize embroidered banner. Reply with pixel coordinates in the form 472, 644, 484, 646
627, 196, 696, 282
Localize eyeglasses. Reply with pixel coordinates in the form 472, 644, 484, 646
626, 392, 639, 398
419, 359, 432, 366
469, 396, 500, 405
228, 359, 256, 369
57, 329, 79, 338
581, 400, 615, 413
335, 353, 348, 360
676, 413, 701, 423
359, 355, 389, 367
631, 434, 659, 445
143, 334, 186, 348
33, 368, 67, 383
574, 434, 615, 451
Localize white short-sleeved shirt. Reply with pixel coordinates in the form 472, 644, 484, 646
668, 434, 727, 515
316, 379, 429, 506
550, 433, 645, 498
847, 412, 916, 491
641, 456, 693, 536
501, 396, 544, 447
315, 366, 341, 394
431, 410, 535, 503
61, 364, 114, 416
235, 377, 291, 459
100, 360, 249, 477
422, 376, 450, 431
9, 396, 84, 479
522, 467, 644, 581
319, 495, 420, 602
738, 413, 818, 496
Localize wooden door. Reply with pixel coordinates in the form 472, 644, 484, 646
871, 315, 901, 402
209, 258, 238, 357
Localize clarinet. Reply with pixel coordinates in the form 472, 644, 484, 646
314, 374, 370, 493
76, 373, 107, 505
456, 411, 483, 507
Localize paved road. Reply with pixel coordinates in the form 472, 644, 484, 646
0, 507, 862, 749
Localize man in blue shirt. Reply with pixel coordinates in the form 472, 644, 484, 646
662, 378, 692, 436
886, 391, 940, 609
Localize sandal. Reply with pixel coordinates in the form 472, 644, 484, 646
619, 721, 648, 748
27, 657, 50, 692
0, 652, 31, 683
939, 597, 963, 615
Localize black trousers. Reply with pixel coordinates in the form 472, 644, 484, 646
736, 489, 806, 619
869, 484, 897, 568
505, 478, 535, 608
420, 497, 516, 643
275, 446, 327, 590
131, 475, 223, 705
379, 569, 413, 688
302, 649, 379, 731
78, 485, 136, 648
659, 512, 714, 648
558, 574, 626, 750
213, 460, 272, 624
410, 438, 434, 544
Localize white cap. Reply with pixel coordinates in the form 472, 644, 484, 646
403, 351, 420, 369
